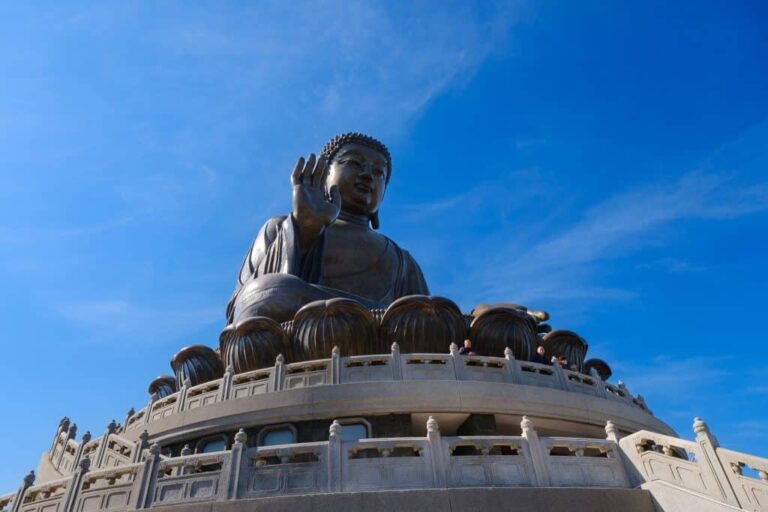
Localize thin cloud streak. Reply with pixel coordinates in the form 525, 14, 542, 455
452, 170, 768, 308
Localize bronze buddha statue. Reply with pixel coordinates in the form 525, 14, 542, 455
226, 133, 429, 324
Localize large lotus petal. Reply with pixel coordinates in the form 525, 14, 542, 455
219, 316, 291, 373
292, 298, 379, 359
170, 345, 224, 388
470, 306, 538, 359
380, 295, 466, 353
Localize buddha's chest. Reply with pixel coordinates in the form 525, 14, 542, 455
321, 225, 399, 302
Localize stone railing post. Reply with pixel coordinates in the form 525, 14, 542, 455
605, 420, 621, 443
521, 416, 550, 487
426, 417, 447, 488
50, 417, 70, 455
132, 443, 161, 509
10, 471, 35, 512
327, 420, 343, 492
449, 343, 464, 381
692, 418, 740, 507
551, 362, 569, 391
132, 431, 149, 464
62, 456, 89, 512
175, 378, 190, 414
95, 420, 117, 468
223, 429, 247, 500
617, 381, 634, 404
590, 368, 608, 398
56, 424, 78, 470
145, 393, 159, 423
504, 347, 520, 384
271, 354, 285, 392
330, 346, 341, 385
73, 431, 91, 469
390, 342, 403, 380
219, 365, 234, 402
123, 408, 135, 431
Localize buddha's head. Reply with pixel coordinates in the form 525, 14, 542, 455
321, 132, 391, 228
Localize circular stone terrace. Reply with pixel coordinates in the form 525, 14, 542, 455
115, 343, 671, 448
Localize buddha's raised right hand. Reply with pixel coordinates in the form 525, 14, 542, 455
291, 154, 341, 248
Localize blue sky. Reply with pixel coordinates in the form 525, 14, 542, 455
1, 0, 767, 491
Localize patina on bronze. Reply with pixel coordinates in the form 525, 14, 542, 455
226, 133, 428, 324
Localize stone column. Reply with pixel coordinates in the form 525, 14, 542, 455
521, 416, 550, 487
327, 420, 343, 492
504, 347, 520, 384
692, 418, 740, 507
426, 417, 447, 488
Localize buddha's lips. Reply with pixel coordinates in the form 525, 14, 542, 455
354, 183, 373, 193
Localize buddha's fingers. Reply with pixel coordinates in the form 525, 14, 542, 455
291, 156, 305, 185
301, 153, 317, 184
312, 155, 327, 187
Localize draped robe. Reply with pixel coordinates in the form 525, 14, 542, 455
226, 215, 429, 323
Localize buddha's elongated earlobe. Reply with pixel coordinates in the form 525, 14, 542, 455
370, 211, 380, 230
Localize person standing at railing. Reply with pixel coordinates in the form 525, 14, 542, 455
531, 345, 548, 364
458, 339, 476, 356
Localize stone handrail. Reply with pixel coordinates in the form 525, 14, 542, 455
620, 418, 768, 510
9, 417, 768, 511
116, 346, 647, 436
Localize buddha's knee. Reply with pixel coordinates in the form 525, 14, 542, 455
232, 273, 327, 323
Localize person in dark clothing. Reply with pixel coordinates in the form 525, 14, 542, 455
458, 339, 476, 356
530, 345, 548, 364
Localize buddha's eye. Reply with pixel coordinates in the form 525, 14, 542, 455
341, 158, 362, 168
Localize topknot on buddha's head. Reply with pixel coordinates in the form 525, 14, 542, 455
320, 132, 392, 183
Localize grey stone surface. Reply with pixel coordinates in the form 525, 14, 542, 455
148, 488, 657, 512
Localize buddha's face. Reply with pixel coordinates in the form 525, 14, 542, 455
326, 142, 388, 217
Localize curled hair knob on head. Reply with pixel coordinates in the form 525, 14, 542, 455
320, 132, 392, 184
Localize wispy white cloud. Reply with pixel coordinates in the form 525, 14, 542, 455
449, 170, 768, 309
156, 1, 523, 139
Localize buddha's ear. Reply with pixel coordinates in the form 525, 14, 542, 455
370, 211, 380, 230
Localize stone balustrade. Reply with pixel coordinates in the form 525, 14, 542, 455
620, 418, 768, 511
115, 345, 648, 435
10, 417, 768, 512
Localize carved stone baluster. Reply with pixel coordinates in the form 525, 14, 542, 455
449, 343, 464, 381
521, 417, 550, 487
504, 347, 520, 384
328, 420, 342, 493
272, 354, 285, 392
426, 417, 446, 488
692, 418, 740, 507
331, 346, 341, 385
10, 471, 35, 512
390, 342, 403, 380
224, 430, 247, 500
